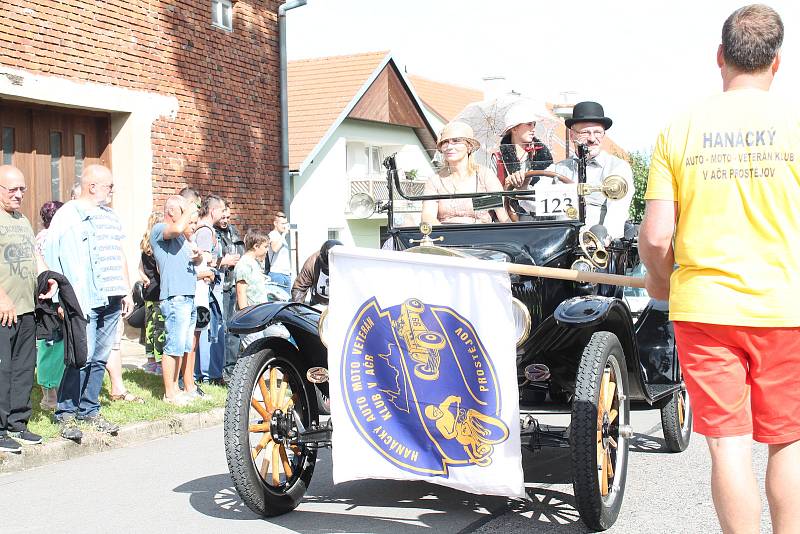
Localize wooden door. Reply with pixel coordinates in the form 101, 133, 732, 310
0, 101, 111, 231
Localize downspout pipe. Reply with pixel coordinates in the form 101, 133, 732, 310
279, 0, 307, 220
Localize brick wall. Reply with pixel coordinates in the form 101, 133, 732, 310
0, 0, 282, 229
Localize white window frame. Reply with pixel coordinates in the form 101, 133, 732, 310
211, 0, 233, 31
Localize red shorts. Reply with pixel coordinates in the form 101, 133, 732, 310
674, 321, 800, 444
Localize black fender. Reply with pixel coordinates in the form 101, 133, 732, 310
553, 296, 650, 402
229, 302, 328, 377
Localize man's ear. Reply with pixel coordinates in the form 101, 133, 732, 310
716, 44, 725, 68
772, 50, 781, 74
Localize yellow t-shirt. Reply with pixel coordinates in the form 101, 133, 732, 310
646, 88, 800, 326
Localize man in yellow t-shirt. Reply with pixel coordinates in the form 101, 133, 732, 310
640, 5, 800, 533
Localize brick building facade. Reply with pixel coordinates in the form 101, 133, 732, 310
0, 0, 282, 255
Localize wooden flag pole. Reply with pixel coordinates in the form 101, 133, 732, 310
505, 263, 646, 288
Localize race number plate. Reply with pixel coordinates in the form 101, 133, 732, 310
535, 184, 577, 216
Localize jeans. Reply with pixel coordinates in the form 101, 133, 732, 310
0, 313, 36, 433
57, 297, 122, 420
268, 272, 291, 293
196, 296, 224, 382
221, 289, 240, 382
161, 295, 197, 356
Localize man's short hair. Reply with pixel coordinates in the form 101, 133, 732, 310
244, 228, 269, 251
200, 194, 224, 217
179, 186, 201, 204
274, 211, 286, 221
722, 4, 783, 72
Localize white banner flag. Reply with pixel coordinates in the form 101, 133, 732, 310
327, 246, 524, 499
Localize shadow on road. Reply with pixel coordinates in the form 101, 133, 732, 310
173, 424, 666, 532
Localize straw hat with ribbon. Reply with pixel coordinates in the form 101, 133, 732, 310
437, 121, 481, 153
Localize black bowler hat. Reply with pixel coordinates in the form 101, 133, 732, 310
565, 101, 613, 130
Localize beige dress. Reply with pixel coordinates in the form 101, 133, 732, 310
423, 167, 501, 224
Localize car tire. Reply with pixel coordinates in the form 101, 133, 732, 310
224, 347, 317, 517
660, 374, 692, 452
571, 331, 630, 531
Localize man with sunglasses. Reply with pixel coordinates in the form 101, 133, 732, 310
551, 101, 634, 239
0, 165, 58, 453
44, 164, 134, 440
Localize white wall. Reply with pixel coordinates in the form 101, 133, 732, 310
290, 119, 434, 264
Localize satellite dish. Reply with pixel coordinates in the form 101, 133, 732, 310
348, 192, 376, 218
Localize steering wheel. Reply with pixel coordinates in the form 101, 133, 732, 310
579, 229, 609, 269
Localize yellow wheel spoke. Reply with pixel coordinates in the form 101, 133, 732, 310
606, 449, 614, 479
598, 373, 607, 416
600, 447, 609, 496
609, 408, 618, 423
271, 442, 282, 486
678, 394, 685, 427
260, 442, 273, 478
249, 422, 270, 433
257, 376, 271, 411
269, 368, 278, 408
252, 433, 272, 460
607, 436, 617, 449
279, 445, 294, 478
277, 381, 289, 412
250, 398, 270, 422
604, 377, 616, 412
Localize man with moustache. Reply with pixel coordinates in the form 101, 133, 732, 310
508, 101, 634, 239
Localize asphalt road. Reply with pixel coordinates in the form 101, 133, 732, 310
1, 406, 772, 534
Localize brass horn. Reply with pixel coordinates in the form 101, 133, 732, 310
577, 175, 628, 200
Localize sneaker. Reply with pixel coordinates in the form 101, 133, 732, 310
59, 418, 83, 441
142, 361, 158, 374
182, 390, 202, 401
7, 430, 43, 445
163, 392, 190, 407
80, 414, 119, 435
0, 435, 21, 454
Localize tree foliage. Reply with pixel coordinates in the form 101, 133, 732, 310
627, 149, 651, 223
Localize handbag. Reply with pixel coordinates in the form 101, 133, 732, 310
125, 281, 146, 328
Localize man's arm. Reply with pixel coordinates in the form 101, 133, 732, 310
162, 204, 197, 240
269, 230, 282, 253
291, 254, 316, 303
639, 200, 677, 301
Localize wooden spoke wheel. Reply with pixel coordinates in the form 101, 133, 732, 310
224, 347, 318, 517
660, 368, 693, 453
571, 331, 630, 531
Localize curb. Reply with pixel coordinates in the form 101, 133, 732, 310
0, 407, 225, 475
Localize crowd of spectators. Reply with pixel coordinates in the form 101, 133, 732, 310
0, 162, 323, 452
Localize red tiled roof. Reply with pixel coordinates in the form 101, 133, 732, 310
288, 51, 388, 170
407, 75, 483, 122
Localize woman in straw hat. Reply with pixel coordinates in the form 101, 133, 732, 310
421, 121, 509, 225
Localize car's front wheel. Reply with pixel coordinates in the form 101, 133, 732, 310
571, 331, 630, 531
224, 347, 317, 516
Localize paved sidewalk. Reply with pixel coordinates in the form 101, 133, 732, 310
120, 323, 148, 370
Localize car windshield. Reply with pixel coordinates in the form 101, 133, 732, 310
385, 148, 582, 229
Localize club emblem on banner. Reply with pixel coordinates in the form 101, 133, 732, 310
341, 297, 509, 476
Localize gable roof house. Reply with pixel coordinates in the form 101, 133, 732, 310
287, 51, 440, 264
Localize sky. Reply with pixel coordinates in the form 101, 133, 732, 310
286, 0, 800, 153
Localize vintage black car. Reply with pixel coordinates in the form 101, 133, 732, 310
222, 150, 692, 532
